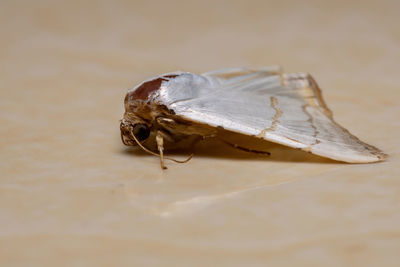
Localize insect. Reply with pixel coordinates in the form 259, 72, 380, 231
120, 66, 386, 169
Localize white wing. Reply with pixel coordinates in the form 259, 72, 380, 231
154, 67, 385, 163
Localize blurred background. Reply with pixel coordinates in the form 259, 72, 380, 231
1, 0, 399, 266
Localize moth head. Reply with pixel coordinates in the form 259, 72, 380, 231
120, 119, 151, 146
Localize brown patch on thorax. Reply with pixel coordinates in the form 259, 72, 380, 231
128, 75, 179, 101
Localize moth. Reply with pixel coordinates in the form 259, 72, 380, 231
120, 66, 386, 169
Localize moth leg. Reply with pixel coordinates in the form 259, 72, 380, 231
156, 117, 217, 138
156, 131, 167, 170
218, 138, 271, 156
157, 127, 175, 143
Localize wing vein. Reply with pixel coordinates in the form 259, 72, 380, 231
257, 96, 282, 138
301, 104, 320, 152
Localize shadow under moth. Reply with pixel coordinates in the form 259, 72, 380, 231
120, 66, 386, 169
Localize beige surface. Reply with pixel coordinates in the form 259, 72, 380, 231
1, 0, 400, 266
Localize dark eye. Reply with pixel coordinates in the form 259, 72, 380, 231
132, 124, 150, 141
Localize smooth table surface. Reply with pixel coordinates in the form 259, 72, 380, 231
1, 0, 399, 266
